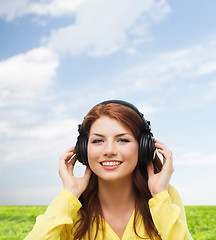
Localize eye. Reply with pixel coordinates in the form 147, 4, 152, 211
91, 139, 103, 144
118, 138, 130, 143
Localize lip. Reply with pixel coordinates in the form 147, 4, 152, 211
99, 160, 123, 170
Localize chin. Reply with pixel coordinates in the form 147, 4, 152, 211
97, 173, 133, 183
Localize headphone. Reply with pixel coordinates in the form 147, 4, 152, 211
75, 100, 156, 167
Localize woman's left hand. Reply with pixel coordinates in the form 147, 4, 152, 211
147, 140, 174, 198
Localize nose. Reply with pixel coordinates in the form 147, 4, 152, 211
103, 141, 117, 157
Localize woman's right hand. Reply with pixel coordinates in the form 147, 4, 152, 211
59, 146, 92, 198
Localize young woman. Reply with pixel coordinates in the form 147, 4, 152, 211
25, 100, 193, 240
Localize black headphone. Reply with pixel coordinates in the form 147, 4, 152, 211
75, 100, 156, 167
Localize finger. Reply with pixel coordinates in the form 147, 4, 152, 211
67, 155, 78, 175
61, 146, 76, 159
155, 141, 170, 152
157, 148, 173, 166
66, 146, 76, 152
59, 152, 74, 175
67, 153, 77, 165
83, 167, 92, 181
59, 159, 70, 179
60, 151, 75, 164
157, 149, 174, 174
147, 161, 155, 178
157, 147, 172, 159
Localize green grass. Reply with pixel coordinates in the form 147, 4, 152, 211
0, 205, 46, 240
185, 206, 216, 240
0, 205, 215, 239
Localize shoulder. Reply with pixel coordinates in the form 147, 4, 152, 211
168, 184, 178, 195
167, 184, 184, 206
57, 189, 82, 214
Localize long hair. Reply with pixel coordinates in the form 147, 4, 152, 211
73, 103, 162, 239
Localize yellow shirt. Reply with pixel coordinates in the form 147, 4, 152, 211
25, 185, 193, 240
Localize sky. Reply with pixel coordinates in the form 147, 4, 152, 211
0, 0, 216, 205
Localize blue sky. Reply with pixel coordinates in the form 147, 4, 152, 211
0, 0, 216, 205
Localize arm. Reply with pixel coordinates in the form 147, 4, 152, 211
149, 185, 193, 240
25, 147, 91, 240
25, 190, 82, 240
147, 141, 193, 239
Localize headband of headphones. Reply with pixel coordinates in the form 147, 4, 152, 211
77, 99, 152, 135
96, 99, 152, 133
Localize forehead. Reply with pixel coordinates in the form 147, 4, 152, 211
89, 116, 131, 134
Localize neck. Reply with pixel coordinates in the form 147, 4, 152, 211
98, 176, 136, 213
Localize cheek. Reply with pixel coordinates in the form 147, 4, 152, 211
87, 145, 101, 173
126, 144, 139, 162
87, 144, 99, 162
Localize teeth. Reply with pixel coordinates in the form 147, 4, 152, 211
101, 161, 121, 166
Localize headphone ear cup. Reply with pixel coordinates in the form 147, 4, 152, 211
139, 134, 156, 165
75, 134, 89, 166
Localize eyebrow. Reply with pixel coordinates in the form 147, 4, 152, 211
90, 133, 132, 137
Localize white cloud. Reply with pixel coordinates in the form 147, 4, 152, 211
0, 0, 171, 57
0, 0, 28, 21
0, 186, 62, 205
175, 151, 216, 166
0, 118, 79, 140
69, 36, 216, 107
28, 0, 88, 17
127, 48, 137, 55
46, 36, 216, 116
0, 47, 59, 107
210, 79, 216, 87
46, 0, 171, 56
0, 118, 79, 164
23, 119, 79, 140
136, 103, 159, 115
108, 36, 216, 95
174, 181, 216, 205
0, 0, 87, 21
0, 157, 86, 205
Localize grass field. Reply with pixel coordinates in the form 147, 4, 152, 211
0, 205, 215, 239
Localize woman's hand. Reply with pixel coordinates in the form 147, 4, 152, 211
147, 140, 174, 198
59, 146, 92, 198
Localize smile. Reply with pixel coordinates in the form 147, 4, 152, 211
100, 161, 122, 167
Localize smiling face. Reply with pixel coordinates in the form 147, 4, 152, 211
87, 116, 139, 183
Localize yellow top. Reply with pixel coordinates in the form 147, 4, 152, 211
25, 185, 193, 240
